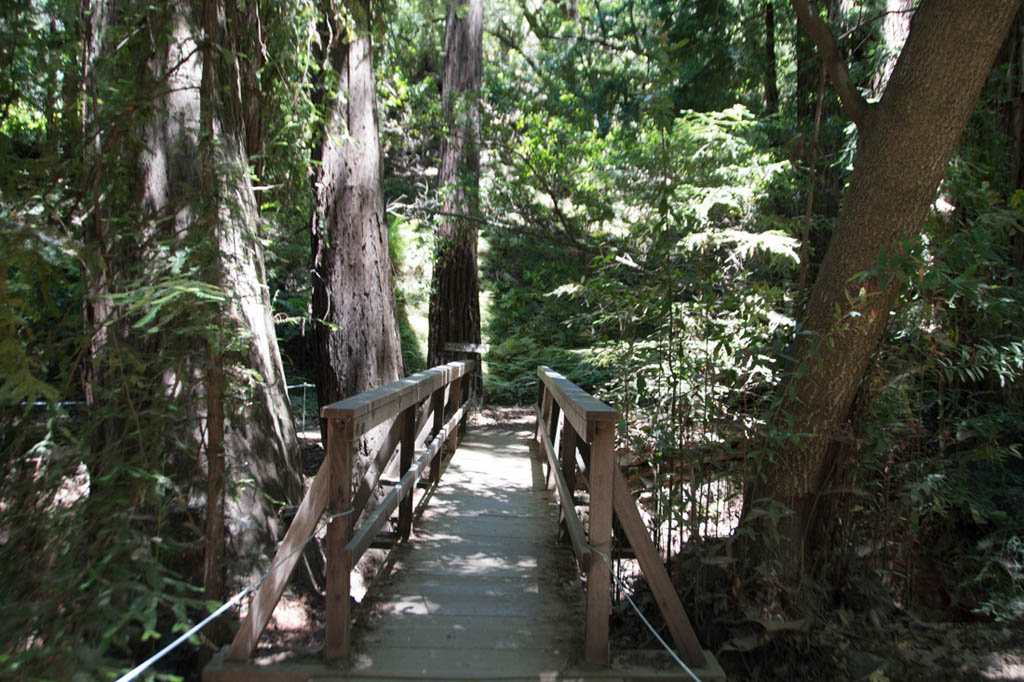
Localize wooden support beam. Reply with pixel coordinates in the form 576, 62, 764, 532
584, 420, 614, 665
324, 419, 353, 661
611, 465, 707, 667
346, 404, 466, 562
429, 387, 445, 484
534, 384, 552, 457
398, 405, 416, 540
537, 366, 617, 441
535, 405, 591, 571
559, 411, 578, 495
321, 360, 474, 437
225, 447, 332, 661
447, 377, 463, 453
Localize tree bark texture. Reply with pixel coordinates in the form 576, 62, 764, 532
751, 0, 1022, 573
428, 0, 484, 385
310, 0, 404, 443
81, 0, 303, 574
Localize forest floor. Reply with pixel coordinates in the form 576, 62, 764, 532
256, 407, 1023, 682
707, 608, 1024, 682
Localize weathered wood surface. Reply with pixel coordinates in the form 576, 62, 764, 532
583, 419, 614, 665
611, 463, 707, 666
321, 360, 474, 438
205, 411, 727, 682
536, 368, 706, 668
225, 447, 332, 662
345, 403, 467, 563
344, 423, 585, 679
537, 366, 617, 441
535, 405, 591, 570
324, 419, 352, 660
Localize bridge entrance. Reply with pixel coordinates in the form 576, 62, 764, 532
203, 365, 724, 681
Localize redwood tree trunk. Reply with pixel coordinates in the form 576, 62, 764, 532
428, 0, 484, 390
310, 0, 404, 441
750, 0, 1021, 574
81, 0, 303, 579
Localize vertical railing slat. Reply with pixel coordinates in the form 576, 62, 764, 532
429, 386, 445, 484
447, 376, 463, 453
583, 418, 614, 665
398, 404, 416, 539
324, 418, 353, 660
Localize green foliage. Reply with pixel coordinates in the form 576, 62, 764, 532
389, 214, 431, 374
848, 141, 1024, 614
484, 337, 611, 405
475, 0, 1024, 612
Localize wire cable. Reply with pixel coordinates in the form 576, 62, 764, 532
590, 545, 704, 682
115, 507, 353, 682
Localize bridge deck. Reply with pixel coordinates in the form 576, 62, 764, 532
340, 420, 585, 679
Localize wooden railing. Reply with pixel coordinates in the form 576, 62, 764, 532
225, 359, 475, 663
534, 366, 707, 667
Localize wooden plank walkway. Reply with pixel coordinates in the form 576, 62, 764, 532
339, 421, 586, 679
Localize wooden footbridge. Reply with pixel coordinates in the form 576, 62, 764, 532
203, 360, 724, 681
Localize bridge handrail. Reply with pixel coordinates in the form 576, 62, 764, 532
225, 360, 474, 663
534, 366, 707, 668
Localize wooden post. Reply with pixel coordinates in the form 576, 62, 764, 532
324, 417, 352, 661
428, 386, 445, 484
548, 401, 561, 448
611, 466, 707, 667
545, 402, 561, 489
584, 419, 614, 665
534, 385, 552, 453
398, 405, 416, 539
447, 376, 463, 453
557, 418, 578, 537
559, 418, 578, 495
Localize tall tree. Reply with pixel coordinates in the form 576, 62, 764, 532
748, 0, 1022, 575
428, 0, 484, 378
80, 0, 303, 580
310, 0, 404, 441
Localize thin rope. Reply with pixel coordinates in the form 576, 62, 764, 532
115, 507, 354, 682
590, 545, 704, 682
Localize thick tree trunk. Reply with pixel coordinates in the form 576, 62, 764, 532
310, 0, 404, 443
81, 0, 303, 579
428, 0, 484, 390
750, 0, 1021, 576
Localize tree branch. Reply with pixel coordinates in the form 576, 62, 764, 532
791, 0, 871, 130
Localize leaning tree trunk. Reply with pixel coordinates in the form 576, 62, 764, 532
81, 0, 303, 584
749, 0, 1022, 576
428, 0, 484, 388
310, 0, 404, 445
